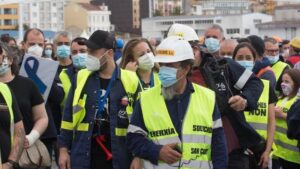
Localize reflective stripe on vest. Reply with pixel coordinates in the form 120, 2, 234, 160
69, 68, 138, 132
244, 79, 269, 139
234, 69, 252, 90
140, 83, 215, 169
0, 83, 14, 143
273, 96, 300, 164
59, 69, 71, 107
271, 61, 289, 81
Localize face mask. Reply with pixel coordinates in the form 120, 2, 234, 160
266, 55, 279, 64
56, 45, 71, 58
44, 49, 52, 58
0, 57, 10, 76
158, 66, 178, 88
27, 44, 44, 57
204, 38, 220, 54
236, 60, 254, 71
223, 55, 232, 59
284, 49, 289, 56
138, 52, 154, 70
281, 82, 292, 96
85, 52, 107, 72
72, 53, 87, 69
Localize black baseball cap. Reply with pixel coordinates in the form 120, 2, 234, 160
86, 30, 116, 50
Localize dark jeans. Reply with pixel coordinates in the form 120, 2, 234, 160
272, 158, 300, 169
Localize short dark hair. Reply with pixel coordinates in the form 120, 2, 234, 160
233, 42, 257, 60
71, 37, 87, 46
264, 38, 278, 45
23, 28, 45, 42
282, 40, 290, 46
247, 35, 265, 57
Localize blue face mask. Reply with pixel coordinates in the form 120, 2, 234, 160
72, 53, 87, 69
0, 58, 10, 76
266, 55, 279, 64
44, 49, 52, 58
236, 60, 254, 71
56, 45, 70, 58
205, 37, 220, 53
158, 66, 178, 87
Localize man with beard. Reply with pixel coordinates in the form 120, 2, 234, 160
127, 36, 227, 169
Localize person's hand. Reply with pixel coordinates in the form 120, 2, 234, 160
258, 151, 269, 169
59, 148, 71, 169
2, 163, 13, 169
125, 61, 138, 72
24, 137, 30, 149
130, 157, 142, 169
228, 95, 247, 111
275, 106, 285, 119
159, 143, 182, 164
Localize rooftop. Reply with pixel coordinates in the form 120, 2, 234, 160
275, 4, 300, 10
78, 3, 107, 11
256, 20, 300, 29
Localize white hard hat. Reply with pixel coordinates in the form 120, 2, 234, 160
167, 23, 199, 42
154, 36, 194, 63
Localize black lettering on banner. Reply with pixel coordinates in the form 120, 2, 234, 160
192, 125, 212, 133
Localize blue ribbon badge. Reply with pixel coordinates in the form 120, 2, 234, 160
24, 57, 47, 94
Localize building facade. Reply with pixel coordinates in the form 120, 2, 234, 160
91, 0, 150, 35
142, 13, 272, 39
0, 3, 18, 30
22, 0, 66, 31
65, 2, 111, 37
191, 0, 250, 16
257, 4, 300, 40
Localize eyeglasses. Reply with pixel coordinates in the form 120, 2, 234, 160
265, 49, 279, 54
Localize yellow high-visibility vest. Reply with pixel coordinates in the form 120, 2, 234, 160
61, 68, 139, 137
0, 83, 14, 143
271, 61, 289, 81
273, 96, 300, 164
140, 83, 216, 169
244, 79, 269, 139
59, 69, 71, 107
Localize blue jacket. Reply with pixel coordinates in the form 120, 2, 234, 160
287, 99, 300, 148
201, 56, 264, 148
127, 81, 228, 169
58, 67, 139, 169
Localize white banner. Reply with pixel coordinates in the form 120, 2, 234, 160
19, 55, 59, 101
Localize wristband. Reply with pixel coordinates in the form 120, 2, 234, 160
26, 130, 40, 147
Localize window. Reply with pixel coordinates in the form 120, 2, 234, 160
33, 23, 37, 28
33, 12, 37, 18
4, 19, 12, 25
102, 16, 104, 22
244, 29, 250, 34
175, 20, 193, 25
216, 19, 221, 24
195, 20, 213, 24
32, 3, 37, 7
253, 19, 262, 24
4, 8, 12, 15
160, 21, 173, 25
53, 13, 56, 18
52, 3, 56, 7
226, 28, 240, 34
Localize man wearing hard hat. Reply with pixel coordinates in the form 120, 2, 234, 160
287, 37, 300, 67
127, 36, 227, 169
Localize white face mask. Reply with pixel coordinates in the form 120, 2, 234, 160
27, 44, 43, 57
85, 52, 107, 72
138, 52, 155, 70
